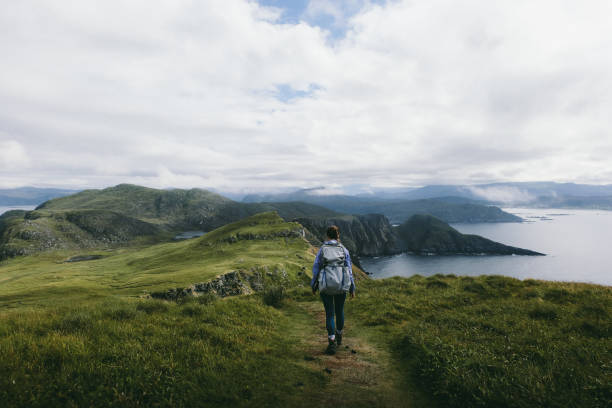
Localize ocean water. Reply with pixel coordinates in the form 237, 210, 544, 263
361, 208, 612, 286
0, 205, 36, 215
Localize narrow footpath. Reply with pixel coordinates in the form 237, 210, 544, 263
284, 300, 435, 408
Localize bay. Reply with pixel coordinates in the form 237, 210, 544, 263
361, 208, 612, 286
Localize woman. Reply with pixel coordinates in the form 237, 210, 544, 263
311, 225, 355, 355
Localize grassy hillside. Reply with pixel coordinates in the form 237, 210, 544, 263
0, 211, 609, 407
349, 275, 611, 408
0, 184, 340, 260
0, 212, 311, 308
0, 208, 166, 260
37, 184, 339, 230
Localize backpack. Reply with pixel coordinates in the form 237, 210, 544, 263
318, 242, 352, 295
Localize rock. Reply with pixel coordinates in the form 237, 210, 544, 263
151, 270, 270, 300
296, 213, 401, 259
65, 255, 103, 262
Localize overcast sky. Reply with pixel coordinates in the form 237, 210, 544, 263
1, 0, 611, 193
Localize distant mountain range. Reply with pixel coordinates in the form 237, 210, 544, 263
242, 190, 520, 224
0, 184, 541, 261
0, 187, 77, 206
243, 182, 612, 210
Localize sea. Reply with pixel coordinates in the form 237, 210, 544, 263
361, 208, 612, 286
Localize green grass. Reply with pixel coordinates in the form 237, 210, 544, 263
347, 275, 612, 408
0, 296, 329, 407
1, 211, 610, 407
0, 212, 311, 308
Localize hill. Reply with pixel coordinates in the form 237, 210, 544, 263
0, 211, 608, 407
242, 189, 521, 223
0, 208, 165, 260
38, 184, 340, 229
396, 214, 543, 255
0, 185, 341, 260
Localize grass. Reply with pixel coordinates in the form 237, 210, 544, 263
0, 212, 311, 308
347, 275, 612, 408
0, 296, 330, 407
1, 211, 610, 407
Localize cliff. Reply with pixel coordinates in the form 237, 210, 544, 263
295, 213, 400, 258
396, 214, 543, 255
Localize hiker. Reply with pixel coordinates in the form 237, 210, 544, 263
311, 225, 355, 355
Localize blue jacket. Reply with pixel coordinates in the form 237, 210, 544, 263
311, 240, 355, 294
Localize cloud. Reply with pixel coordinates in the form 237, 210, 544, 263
0, 0, 611, 191
0, 138, 31, 170
467, 186, 535, 204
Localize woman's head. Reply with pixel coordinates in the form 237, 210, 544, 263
326, 225, 340, 241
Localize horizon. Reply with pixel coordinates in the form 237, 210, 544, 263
2, 1, 612, 190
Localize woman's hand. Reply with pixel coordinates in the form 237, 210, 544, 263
350, 291, 355, 299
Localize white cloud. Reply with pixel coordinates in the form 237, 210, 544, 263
0, 0, 611, 191
467, 186, 535, 204
0, 138, 31, 170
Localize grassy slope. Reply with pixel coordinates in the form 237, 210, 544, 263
0, 212, 610, 407
0, 212, 310, 308
349, 275, 611, 408
0, 211, 409, 407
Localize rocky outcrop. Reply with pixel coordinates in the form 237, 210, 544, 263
150, 266, 290, 301
219, 229, 305, 244
396, 214, 544, 255
295, 213, 401, 258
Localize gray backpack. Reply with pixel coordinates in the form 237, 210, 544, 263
318, 242, 351, 295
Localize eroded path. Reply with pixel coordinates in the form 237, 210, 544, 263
285, 300, 434, 408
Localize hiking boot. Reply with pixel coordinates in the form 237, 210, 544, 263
325, 338, 337, 355
336, 330, 343, 346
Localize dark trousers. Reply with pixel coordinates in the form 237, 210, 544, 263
320, 292, 346, 336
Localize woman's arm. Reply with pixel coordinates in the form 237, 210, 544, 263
310, 249, 323, 292
344, 248, 355, 295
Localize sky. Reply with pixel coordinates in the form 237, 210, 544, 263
1, 0, 611, 193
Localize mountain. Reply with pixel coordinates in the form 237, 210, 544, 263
295, 214, 400, 258
396, 214, 543, 255
243, 182, 612, 210
0, 184, 341, 260
37, 184, 340, 230
0, 187, 78, 206
1, 184, 541, 261
0, 208, 166, 259
243, 189, 520, 224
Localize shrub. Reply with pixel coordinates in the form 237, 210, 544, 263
528, 305, 558, 320
263, 285, 285, 308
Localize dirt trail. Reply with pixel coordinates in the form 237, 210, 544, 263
288, 301, 433, 408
